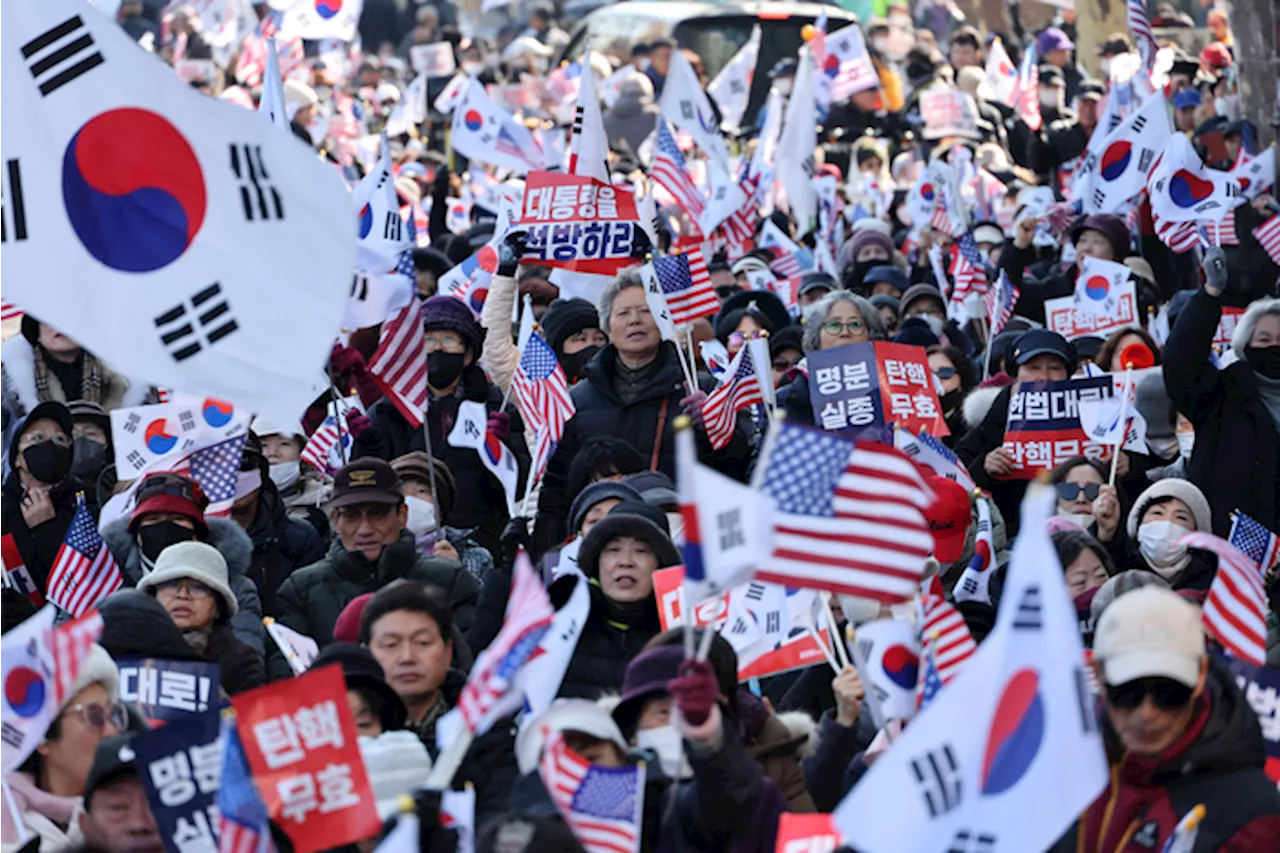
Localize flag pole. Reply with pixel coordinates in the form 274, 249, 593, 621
263, 617, 306, 676
846, 625, 896, 742
2, 776, 29, 845
329, 383, 348, 466
421, 403, 441, 509
1109, 365, 1134, 486
822, 592, 853, 669
982, 276, 999, 380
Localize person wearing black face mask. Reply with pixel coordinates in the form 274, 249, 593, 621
348, 296, 530, 556
539, 298, 609, 385
1163, 250, 1280, 537
67, 401, 114, 485
926, 345, 977, 445
0, 401, 91, 599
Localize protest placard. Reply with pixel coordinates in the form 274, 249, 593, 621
410, 43, 456, 77
808, 342, 948, 440
117, 659, 221, 727
134, 706, 223, 853
774, 812, 843, 853
518, 172, 640, 276
1222, 655, 1280, 783
1044, 284, 1138, 340
1000, 377, 1114, 478
920, 89, 981, 140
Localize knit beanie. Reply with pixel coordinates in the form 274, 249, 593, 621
137, 541, 238, 619
1071, 214, 1130, 261
567, 480, 643, 535
62, 644, 120, 709
360, 730, 434, 819
539, 298, 601, 354
421, 295, 485, 354
1126, 479, 1213, 538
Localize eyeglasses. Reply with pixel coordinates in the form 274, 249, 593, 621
822, 319, 865, 336
336, 504, 396, 523
63, 701, 129, 732
933, 366, 957, 380
155, 579, 216, 599
1055, 482, 1102, 502
1105, 677, 1194, 711
423, 333, 466, 354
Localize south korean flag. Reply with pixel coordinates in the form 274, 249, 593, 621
1, 0, 355, 424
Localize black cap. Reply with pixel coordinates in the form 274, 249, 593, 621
310, 644, 407, 732
863, 265, 909, 294
67, 400, 111, 433
769, 57, 797, 79
1096, 34, 1133, 57
330, 459, 404, 508
9, 401, 75, 471
84, 734, 140, 809
798, 272, 838, 297
1078, 79, 1105, 100
1011, 329, 1077, 373
1038, 65, 1065, 87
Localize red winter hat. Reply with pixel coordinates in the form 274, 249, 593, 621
925, 475, 972, 565
129, 473, 209, 538
334, 592, 375, 644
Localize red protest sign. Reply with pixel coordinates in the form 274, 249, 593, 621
774, 813, 843, 853
521, 172, 638, 224
1212, 306, 1245, 349
1044, 286, 1138, 340
652, 567, 833, 681
518, 172, 641, 276
874, 342, 949, 438
232, 665, 380, 853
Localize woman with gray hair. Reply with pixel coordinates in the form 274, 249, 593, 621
777, 291, 886, 425
1163, 248, 1280, 535
531, 267, 755, 551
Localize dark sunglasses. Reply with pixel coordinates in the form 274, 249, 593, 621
1056, 482, 1101, 502
714, 286, 742, 299
1105, 677, 1194, 711
932, 366, 957, 380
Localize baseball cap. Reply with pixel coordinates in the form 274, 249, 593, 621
84, 735, 141, 808
925, 475, 972, 564
1037, 27, 1074, 55
330, 459, 404, 508
129, 472, 210, 537
1011, 329, 1077, 373
1173, 89, 1201, 110
1093, 586, 1204, 688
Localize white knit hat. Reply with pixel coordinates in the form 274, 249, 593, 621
514, 699, 628, 775
359, 731, 433, 818
62, 644, 120, 709
1126, 478, 1213, 538
137, 541, 238, 618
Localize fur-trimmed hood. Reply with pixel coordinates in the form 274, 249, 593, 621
103, 515, 254, 587
962, 385, 1006, 431
0, 335, 152, 418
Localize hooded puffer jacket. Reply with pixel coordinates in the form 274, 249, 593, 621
1051, 659, 1280, 852
102, 517, 265, 655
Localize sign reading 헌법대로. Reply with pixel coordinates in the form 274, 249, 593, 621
1001, 377, 1114, 479
807, 342, 949, 441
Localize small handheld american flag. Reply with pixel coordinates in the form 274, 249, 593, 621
983, 270, 1020, 336
218, 718, 273, 853
540, 729, 644, 853
1182, 531, 1267, 667
46, 496, 122, 618
652, 251, 719, 325
919, 583, 977, 684
950, 231, 989, 303
1228, 511, 1280, 573
701, 342, 763, 450
916, 634, 945, 713
369, 298, 429, 427
174, 434, 249, 517
652, 118, 705, 219
514, 330, 576, 481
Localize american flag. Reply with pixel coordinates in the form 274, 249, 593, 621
1128, 0, 1158, 72
369, 298, 428, 427
514, 331, 576, 480
755, 423, 935, 602
301, 399, 355, 475
1229, 512, 1280, 572
1, 302, 22, 322
983, 270, 1020, 335
52, 609, 104, 705
540, 730, 644, 853
920, 586, 977, 683
1182, 532, 1267, 667
219, 719, 272, 853
457, 555, 554, 735
701, 343, 763, 450
46, 497, 122, 618
174, 434, 248, 517
929, 187, 957, 237
951, 232, 989, 301
1155, 214, 1200, 254
1212, 207, 1240, 247
651, 119, 706, 219
235, 25, 304, 89
916, 635, 945, 713
653, 250, 718, 325
721, 175, 758, 246
824, 24, 880, 101
1252, 214, 1280, 265
1012, 44, 1041, 132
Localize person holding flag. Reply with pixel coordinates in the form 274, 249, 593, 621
1000, 212, 1133, 324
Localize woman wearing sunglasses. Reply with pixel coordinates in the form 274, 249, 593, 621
3, 645, 123, 850
1049, 457, 1124, 547
926, 345, 976, 444
776, 292, 886, 425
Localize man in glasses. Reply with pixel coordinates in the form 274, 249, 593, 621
1063, 586, 1280, 851
276, 459, 479, 647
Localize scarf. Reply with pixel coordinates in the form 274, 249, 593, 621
1255, 371, 1280, 437
613, 355, 661, 406
33, 345, 102, 405
183, 627, 213, 655
0, 772, 79, 843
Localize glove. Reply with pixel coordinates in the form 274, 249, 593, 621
629, 224, 653, 260
1201, 246, 1228, 295
330, 343, 369, 379
486, 411, 511, 441
668, 659, 718, 727
679, 390, 709, 428
344, 409, 373, 440
496, 230, 527, 277
499, 516, 532, 571
430, 165, 451, 202
411, 789, 459, 853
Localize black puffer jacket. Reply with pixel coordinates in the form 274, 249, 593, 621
351, 364, 529, 555
276, 532, 480, 647
558, 578, 663, 700
199, 623, 267, 695
97, 589, 205, 662
1163, 289, 1280, 535
0, 472, 96, 597
243, 488, 326, 617
103, 517, 265, 655
534, 342, 754, 553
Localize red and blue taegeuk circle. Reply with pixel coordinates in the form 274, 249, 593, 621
981, 668, 1045, 796
202, 398, 234, 428
62, 108, 206, 273
1084, 275, 1111, 302
881, 644, 919, 690
1099, 141, 1132, 182
144, 418, 178, 455
4, 667, 47, 718
824, 55, 841, 79
920, 182, 935, 202
464, 110, 484, 132
358, 203, 373, 239
315, 0, 342, 21
1169, 170, 1215, 208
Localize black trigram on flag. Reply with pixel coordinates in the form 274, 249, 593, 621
910, 745, 962, 818
571, 105, 586, 140
2, 160, 28, 243
1092, 188, 1106, 209
946, 829, 997, 853
351, 273, 371, 302
717, 508, 744, 551
21, 16, 105, 97
155, 283, 239, 362
1012, 585, 1043, 630
1132, 114, 1148, 134
230, 145, 284, 222
383, 211, 403, 243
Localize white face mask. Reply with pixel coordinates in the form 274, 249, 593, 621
1138, 520, 1190, 569
774, 79, 793, 97
919, 314, 945, 338
1146, 435, 1179, 461
1057, 511, 1095, 531
404, 495, 438, 538
634, 725, 692, 780
269, 461, 301, 491
872, 38, 889, 55
1177, 431, 1195, 459
462, 61, 484, 76
1099, 60, 1111, 78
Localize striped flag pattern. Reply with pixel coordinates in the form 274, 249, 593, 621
219, 719, 272, 853
1012, 44, 1041, 132
513, 331, 576, 480
1, 302, 23, 322
701, 343, 763, 450
983, 270, 1020, 336
929, 187, 957, 237
916, 635, 945, 712
1229, 512, 1280, 572
52, 609, 104, 705
540, 730, 644, 853
651, 118, 706, 219
951, 232, 989, 301
174, 435, 247, 518
1211, 207, 1240, 247
369, 299, 428, 427
1181, 532, 1267, 667
920, 588, 977, 683
1128, 0, 1158, 72
1252, 214, 1280, 265
457, 555, 554, 735
46, 498, 122, 618
755, 423, 936, 602
825, 24, 880, 101
721, 174, 758, 246
653, 250, 718, 325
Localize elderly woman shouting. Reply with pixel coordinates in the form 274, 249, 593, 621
776, 291, 887, 424
532, 267, 755, 553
